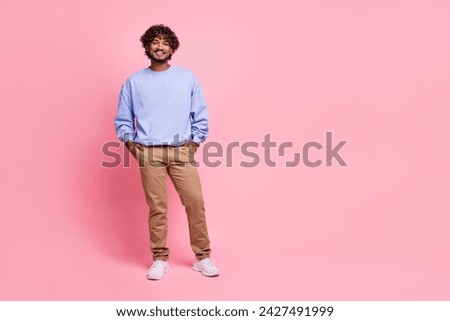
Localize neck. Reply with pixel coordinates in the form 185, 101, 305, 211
149, 61, 171, 72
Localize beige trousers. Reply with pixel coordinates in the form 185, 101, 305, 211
137, 146, 211, 261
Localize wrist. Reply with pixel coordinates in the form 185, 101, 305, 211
186, 141, 199, 148
125, 140, 134, 149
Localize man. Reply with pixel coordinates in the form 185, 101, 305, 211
114, 24, 219, 280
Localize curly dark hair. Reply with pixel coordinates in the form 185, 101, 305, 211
140, 24, 180, 60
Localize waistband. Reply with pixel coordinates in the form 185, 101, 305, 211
144, 145, 185, 148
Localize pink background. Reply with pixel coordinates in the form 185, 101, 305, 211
1, 0, 449, 300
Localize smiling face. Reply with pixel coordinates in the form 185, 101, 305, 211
146, 36, 174, 63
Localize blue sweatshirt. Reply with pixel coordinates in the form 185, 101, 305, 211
114, 65, 209, 146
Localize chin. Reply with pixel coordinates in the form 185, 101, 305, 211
152, 56, 169, 63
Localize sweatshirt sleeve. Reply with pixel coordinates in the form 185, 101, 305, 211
114, 80, 136, 143
190, 79, 209, 144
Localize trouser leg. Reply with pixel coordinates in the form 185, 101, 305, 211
138, 147, 170, 261
167, 146, 211, 260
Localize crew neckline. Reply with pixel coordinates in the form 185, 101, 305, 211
147, 65, 173, 74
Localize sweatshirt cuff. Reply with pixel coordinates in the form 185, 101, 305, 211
121, 133, 135, 143
191, 135, 202, 145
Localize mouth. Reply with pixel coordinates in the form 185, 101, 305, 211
155, 50, 165, 57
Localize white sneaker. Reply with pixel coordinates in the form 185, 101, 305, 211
193, 257, 220, 277
147, 260, 170, 280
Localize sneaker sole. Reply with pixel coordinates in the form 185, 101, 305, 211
147, 267, 170, 280
192, 266, 219, 277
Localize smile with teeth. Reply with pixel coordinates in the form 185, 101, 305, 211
155, 50, 165, 56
